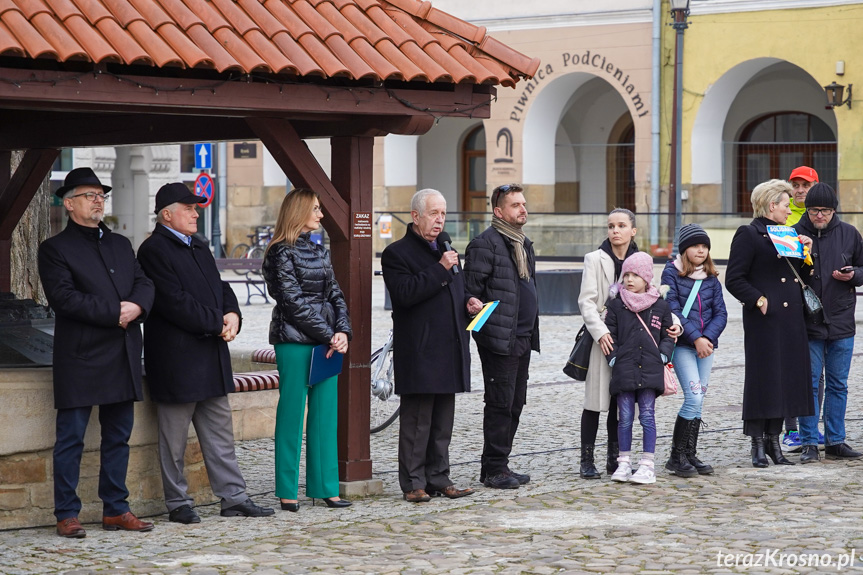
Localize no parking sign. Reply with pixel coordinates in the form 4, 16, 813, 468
194, 172, 214, 207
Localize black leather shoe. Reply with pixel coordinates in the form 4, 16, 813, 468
483, 473, 520, 489
280, 501, 299, 512
825, 443, 863, 459
168, 505, 201, 524
579, 445, 601, 479
316, 497, 352, 508
765, 434, 795, 465
800, 445, 820, 464
220, 498, 275, 517
506, 469, 530, 485
750, 437, 769, 468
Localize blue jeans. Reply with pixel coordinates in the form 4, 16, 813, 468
617, 389, 657, 454
800, 337, 854, 447
672, 346, 714, 420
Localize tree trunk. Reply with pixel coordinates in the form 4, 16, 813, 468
10, 151, 51, 305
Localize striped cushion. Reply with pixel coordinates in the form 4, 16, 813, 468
232, 370, 279, 392
251, 348, 277, 364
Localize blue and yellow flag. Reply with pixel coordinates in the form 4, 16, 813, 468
466, 301, 499, 332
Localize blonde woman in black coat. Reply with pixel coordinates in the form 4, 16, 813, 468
262, 189, 352, 512
726, 179, 814, 467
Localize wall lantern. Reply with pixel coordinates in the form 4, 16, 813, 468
824, 81, 852, 109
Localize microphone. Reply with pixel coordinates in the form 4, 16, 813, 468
438, 231, 459, 275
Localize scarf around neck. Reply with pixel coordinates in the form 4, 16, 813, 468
618, 283, 661, 313
492, 216, 529, 279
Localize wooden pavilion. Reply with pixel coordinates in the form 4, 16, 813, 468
0, 0, 538, 490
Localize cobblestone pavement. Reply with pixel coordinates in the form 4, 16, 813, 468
4, 263, 863, 574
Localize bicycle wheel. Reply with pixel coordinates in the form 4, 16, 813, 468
370, 345, 399, 433
248, 246, 266, 275
230, 244, 251, 274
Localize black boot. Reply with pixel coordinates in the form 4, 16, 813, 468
685, 418, 714, 475
665, 416, 698, 477
765, 434, 795, 465
606, 442, 619, 475
579, 445, 601, 479
751, 436, 769, 468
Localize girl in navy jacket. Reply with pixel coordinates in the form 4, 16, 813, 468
661, 224, 728, 478
605, 252, 675, 485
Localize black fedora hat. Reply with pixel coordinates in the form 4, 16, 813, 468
154, 182, 206, 214
55, 167, 111, 199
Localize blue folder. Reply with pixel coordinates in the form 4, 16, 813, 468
308, 344, 344, 387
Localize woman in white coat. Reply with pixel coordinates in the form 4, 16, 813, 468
576, 209, 681, 478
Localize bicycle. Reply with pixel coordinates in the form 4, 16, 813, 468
370, 328, 399, 433
230, 225, 273, 274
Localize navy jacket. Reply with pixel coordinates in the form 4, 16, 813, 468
795, 213, 863, 340
660, 261, 728, 349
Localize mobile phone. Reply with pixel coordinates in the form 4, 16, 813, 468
840, 266, 853, 273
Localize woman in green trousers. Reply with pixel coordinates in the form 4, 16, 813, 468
262, 189, 352, 511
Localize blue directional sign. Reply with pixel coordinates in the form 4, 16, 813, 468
194, 143, 212, 170
194, 173, 214, 208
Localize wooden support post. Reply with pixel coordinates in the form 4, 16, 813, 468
330, 136, 374, 482
0, 149, 58, 292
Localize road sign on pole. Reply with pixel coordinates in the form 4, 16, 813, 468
194, 172, 215, 207
194, 143, 212, 170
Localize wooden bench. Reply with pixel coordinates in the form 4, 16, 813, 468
231, 349, 278, 392
216, 258, 268, 305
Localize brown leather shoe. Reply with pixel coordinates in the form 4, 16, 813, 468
57, 517, 86, 538
102, 511, 154, 532
403, 489, 431, 503
427, 485, 475, 499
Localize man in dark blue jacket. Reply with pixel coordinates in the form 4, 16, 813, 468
794, 183, 863, 463
39, 167, 155, 538
464, 184, 540, 490
137, 183, 273, 523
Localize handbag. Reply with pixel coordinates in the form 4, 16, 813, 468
563, 324, 592, 381
784, 258, 824, 322
634, 312, 677, 396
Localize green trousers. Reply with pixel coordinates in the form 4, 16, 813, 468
274, 342, 339, 500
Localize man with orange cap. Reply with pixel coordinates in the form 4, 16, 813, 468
786, 166, 818, 226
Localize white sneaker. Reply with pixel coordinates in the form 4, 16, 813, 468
630, 464, 656, 484
611, 461, 632, 482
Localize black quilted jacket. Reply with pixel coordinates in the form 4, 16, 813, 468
464, 227, 540, 355
261, 233, 352, 345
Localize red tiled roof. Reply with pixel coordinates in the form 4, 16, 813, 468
0, 0, 539, 87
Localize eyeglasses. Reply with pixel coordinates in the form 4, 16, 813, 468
69, 191, 109, 202
312, 206, 323, 213
490, 183, 522, 208
807, 208, 834, 217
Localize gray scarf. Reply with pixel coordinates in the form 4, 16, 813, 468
491, 216, 529, 279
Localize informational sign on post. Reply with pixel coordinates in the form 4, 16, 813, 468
194, 143, 212, 170
379, 214, 392, 238
194, 172, 214, 208
353, 212, 372, 239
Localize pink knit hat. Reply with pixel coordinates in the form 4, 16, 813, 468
621, 252, 654, 285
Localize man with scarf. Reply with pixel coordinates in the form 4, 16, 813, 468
464, 184, 540, 489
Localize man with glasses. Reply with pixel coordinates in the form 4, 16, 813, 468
793, 182, 863, 463
464, 184, 539, 489
38, 167, 155, 537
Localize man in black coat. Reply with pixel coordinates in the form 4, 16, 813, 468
381, 189, 482, 503
793, 183, 863, 463
464, 184, 539, 490
38, 167, 155, 538
137, 183, 273, 524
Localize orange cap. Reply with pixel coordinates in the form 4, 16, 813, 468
788, 166, 818, 182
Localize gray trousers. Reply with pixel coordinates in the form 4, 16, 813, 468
398, 393, 455, 493
157, 396, 247, 511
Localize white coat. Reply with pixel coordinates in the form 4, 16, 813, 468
577, 249, 615, 412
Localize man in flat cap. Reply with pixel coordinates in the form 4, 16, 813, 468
38, 167, 156, 538
137, 183, 274, 524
